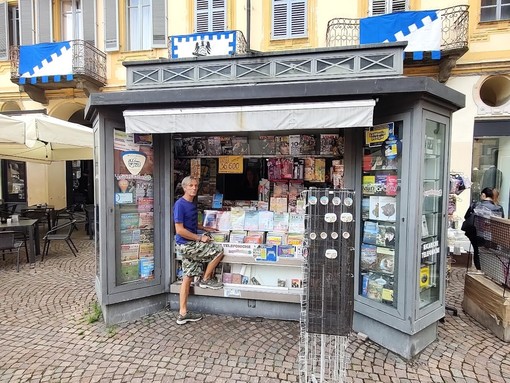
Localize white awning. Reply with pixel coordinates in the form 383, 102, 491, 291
124, 100, 375, 134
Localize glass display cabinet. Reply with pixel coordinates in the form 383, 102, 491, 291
354, 109, 451, 359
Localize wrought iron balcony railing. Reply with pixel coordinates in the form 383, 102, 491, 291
326, 5, 469, 55
10, 40, 107, 87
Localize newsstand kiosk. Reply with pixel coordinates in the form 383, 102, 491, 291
86, 43, 464, 359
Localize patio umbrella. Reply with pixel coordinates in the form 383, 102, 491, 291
0, 113, 93, 163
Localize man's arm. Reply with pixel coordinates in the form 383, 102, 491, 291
175, 222, 208, 242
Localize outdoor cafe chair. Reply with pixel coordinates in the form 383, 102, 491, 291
0, 231, 25, 272
41, 220, 78, 261
20, 208, 52, 234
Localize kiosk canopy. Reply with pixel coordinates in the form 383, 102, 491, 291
124, 100, 375, 134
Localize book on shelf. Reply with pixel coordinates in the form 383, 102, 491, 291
229, 230, 247, 243
278, 245, 296, 258
288, 213, 305, 233
244, 231, 265, 244
366, 278, 383, 302
258, 210, 274, 231
231, 273, 243, 284
215, 211, 231, 231
300, 134, 316, 155
376, 223, 396, 248
277, 279, 287, 287
290, 278, 303, 288
138, 212, 154, 229
121, 244, 140, 261
211, 231, 229, 243
138, 242, 154, 258
363, 154, 373, 172
314, 158, 326, 182
230, 208, 246, 230
320, 134, 340, 155
420, 265, 431, 288
369, 196, 396, 222
139, 257, 155, 280
266, 232, 287, 245
120, 212, 140, 230
362, 221, 378, 245
385, 175, 398, 196
304, 158, 315, 181
361, 198, 370, 220
120, 229, 141, 245
190, 158, 201, 178
253, 245, 278, 262
259, 135, 276, 155
222, 272, 233, 283
287, 233, 305, 246
203, 210, 218, 229
212, 193, 224, 209
273, 212, 290, 232
360, 244, 377, 270
362, 175, 376, 195
270, 197, 288, 213
243, 210, 260, 231
375, 247, 395, 274
289, 135, 301, 155
232, 136, 250, 155
207, 136, 222, 156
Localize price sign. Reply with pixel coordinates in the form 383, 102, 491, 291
218, 156, 243, 174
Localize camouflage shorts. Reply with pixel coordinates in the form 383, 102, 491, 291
176, 241, 223, 277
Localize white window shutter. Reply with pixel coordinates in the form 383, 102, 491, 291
211, 0, 226, 31
272, 0, 288, 38
104, 0, 119, 51
19, 0, 34, 45
370, 0, 408, 16
272, 0, 306, 39
0, 2, 8, 60
152, 0, 166, 47
392, 0, 407, 12
195, 0, 225, 32
290, 0, 306, 37
36, 0, 53, 43
83, 0, 96, 45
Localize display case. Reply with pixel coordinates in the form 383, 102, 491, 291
354, 109, 451, 359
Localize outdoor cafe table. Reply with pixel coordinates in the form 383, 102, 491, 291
25, 205, 56, 230
0, 218, 39, 265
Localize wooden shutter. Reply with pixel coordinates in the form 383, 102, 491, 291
36, 0, 52, 43
272, 0, 306, 39
272, 0, 288, 38
104, 0, 119, 51
0, 2, 8, 60
195, 0, 225, 32
152, 0, 166, 47
19, 0, 34, 45
290, 0, 306, 37
83, 0, 96, 45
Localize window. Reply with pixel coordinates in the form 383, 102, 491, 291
195, 0, 226, 32
481, 0, 510, 22
128, 0, 152, 51
369, 0, 408, 16
62, 0, 83, 40
0, 2, 20, 60
272, 0, 307, 39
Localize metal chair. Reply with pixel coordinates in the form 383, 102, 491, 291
41, 220, 78, 261
0, 231, 25, 272
20, 208, 52, 233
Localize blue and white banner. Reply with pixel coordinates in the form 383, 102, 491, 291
170, 31, 237, 59
19, 41, 73, 84
360, 11, 441, 60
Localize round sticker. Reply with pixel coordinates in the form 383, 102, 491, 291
320, 196, 329, 205
342, 231, 350, 239
331, 232, 339, 239
309, 196, 318, 205
332, 197, 341, 206
344, 197, 353, 207
310, 232, 317, 240
320, 232, 327, 239
340, 212, 353, 222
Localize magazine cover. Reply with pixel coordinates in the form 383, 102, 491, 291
232, 136, 250, 155
243, 211, 260, 231
139, 229, 154, 243
375, 247, 395, 274
120, 212, 140, 230
258, 210, 274, 231
300, 134, 316, 154
244, 231, 265, 244
139, 257, 155, 280
378, 196, 397, 222
369, 196, 380, 220
360, 244, 377, 270
229, 230, 247, 243
362, 221, 378, 245
273, 212, 290, 232
289, 135, 301, 155
203, 210, 218, 229
361, 198, 370, 220
120, 229, 141, 245
138, 243, 154, 258
220, 136, 233, 155
288, 213, 305, 233
216, 211, 231, 231
230, 208, 246, 230
137, 197, 154, 212
207, 136, 222, 156
266, 232, 286, 245
272, 182, 289, 197
320, 134, 340, 155
270, 197, 288, 213
275, 135, 290, 155
120, 244, 140, 261
376, 223, 396, 248
259, 135, 276, 155
138, 212, 154, 229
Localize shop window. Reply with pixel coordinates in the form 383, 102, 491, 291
369, 0, 408, 16
1, 160, 27, 203
480, 0, 510, 22
271, 0, 307, 40
195, 0, 226, 32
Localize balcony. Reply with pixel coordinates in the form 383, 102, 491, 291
326, 5, 469, 82
10, 40, 107, 104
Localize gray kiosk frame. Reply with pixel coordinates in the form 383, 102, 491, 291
86, 44, 464, 359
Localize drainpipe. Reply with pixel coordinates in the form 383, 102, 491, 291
246, 0, 251, 52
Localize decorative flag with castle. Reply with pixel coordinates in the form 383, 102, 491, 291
360, 10, 442, 60
19, 41, 73, 84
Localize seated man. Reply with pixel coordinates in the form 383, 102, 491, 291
173, 175, 224, 325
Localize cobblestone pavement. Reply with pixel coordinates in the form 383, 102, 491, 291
1, 233, 510, 383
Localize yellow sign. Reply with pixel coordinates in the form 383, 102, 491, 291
218, 156, 244, 174
365, 123, 394, 145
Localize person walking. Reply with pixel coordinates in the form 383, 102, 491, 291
173, 176, 224, 325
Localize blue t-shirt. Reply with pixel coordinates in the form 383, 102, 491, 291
173, 197, 198, 244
